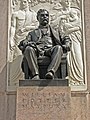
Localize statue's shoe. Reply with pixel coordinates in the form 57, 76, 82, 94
45, 72, 54, 79
32, 74, 40, 80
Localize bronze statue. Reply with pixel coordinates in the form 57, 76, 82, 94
18, 9, 71, 80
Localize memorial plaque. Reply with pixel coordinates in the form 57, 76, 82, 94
16, 87, 71, 120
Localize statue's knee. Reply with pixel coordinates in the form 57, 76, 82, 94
54, 45, 63, 55
25, 46, 33, 53
55, 45, 62, 51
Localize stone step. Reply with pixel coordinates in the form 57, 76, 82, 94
19, 79, 69, 87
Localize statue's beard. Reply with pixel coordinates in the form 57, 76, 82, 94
41, 20, 49, 26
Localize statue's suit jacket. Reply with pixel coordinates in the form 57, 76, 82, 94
18, 25, 69, 53
27, 25, 63, 47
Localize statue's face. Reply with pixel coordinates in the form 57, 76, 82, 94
21, 0, 28, 9
60, 0, 70, 8
38, 10, 49, 26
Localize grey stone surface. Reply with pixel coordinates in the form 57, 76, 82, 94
0, 92, 6, 120
0, 0, 7, 91
16, 86, 71, 120
71, 91, 89, 120
85, 0, 90, 93
6, 93, 16, 120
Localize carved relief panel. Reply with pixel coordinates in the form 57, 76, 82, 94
7, 0, 87, 91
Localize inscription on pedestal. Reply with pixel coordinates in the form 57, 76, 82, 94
16, 87, 71, 120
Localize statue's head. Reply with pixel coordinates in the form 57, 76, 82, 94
60, 0, 71, 8
20, 0, 31, 9
37, 9, 49, 26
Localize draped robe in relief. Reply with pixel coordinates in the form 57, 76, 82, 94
59, 9, 84, 84
66, 16, 83, 84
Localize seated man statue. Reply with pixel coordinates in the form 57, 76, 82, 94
18, 9, 71, 80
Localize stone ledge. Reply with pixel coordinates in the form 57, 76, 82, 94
71, 91, 89, 97
19, 79, 69, 86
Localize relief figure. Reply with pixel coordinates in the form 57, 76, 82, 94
9, 0, 38, 85
58, 0, 84, 85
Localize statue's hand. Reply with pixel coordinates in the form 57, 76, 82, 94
62, 36, 71, 51
62, 44, 70, 51
18, 41, 24, 51
28, 42, 36, 48
18, 40, 28, 51
23, 41, 29, 48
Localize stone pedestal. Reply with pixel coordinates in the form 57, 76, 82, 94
16, 80, 71, 120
